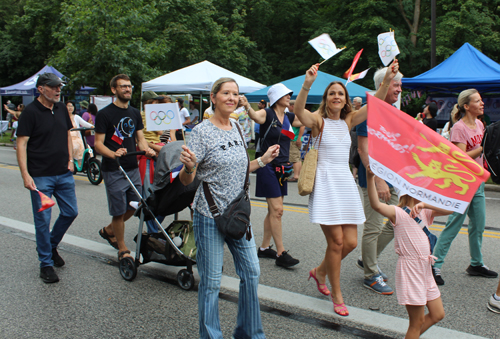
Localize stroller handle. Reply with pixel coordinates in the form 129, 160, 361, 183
115, 151, 157, 166
115, 151, 146, 166
71, 127, 95, 132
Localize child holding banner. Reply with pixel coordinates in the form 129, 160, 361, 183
366, 166, 448, 339
432, 89, 498, 285
293, 59, 399, 316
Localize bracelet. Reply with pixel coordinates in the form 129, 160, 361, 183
257, 157, 266, 168
380, 81, 390, 88
302, 85, 311, 91
184, 164, 196, 174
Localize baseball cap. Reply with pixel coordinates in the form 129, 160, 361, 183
267, 83, 293, 107
36, 73, 65, 87
141, 90, 160, 102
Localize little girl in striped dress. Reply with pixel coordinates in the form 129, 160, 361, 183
366, 166, 451, 339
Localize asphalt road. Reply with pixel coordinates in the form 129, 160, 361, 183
1, 145, 499, 339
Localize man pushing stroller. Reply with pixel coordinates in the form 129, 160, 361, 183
95, 74, 155, 261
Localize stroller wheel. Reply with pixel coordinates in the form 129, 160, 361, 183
119, 257, 137, 281
177, 269, 195, 290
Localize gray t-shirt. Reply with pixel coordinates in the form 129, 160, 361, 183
189, 119, 247, 218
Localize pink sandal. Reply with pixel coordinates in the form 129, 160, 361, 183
308, 268, 331, 296
332, 298, 349, 316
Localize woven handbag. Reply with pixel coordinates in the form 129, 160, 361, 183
298, 119, 324, 196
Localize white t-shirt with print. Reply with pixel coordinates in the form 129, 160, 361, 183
179, 107, 190, 130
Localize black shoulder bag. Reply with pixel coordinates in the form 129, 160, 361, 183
203, 122, 252, 240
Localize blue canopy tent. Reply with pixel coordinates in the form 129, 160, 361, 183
0, 65, 95, 106
402, 43, 500, 93
245, 70, 372, 104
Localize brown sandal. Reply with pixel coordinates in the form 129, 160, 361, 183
99, 227, 118, 249
118, 250, 132, 261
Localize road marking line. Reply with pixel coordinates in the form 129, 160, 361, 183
0, 215, 488, 339
1, 164, 498, 238
0, 163, 92, 182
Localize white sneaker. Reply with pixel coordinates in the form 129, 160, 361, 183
487, 294, 500, 314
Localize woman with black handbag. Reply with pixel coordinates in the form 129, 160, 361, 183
242, 83, 303, 268
179, 77, 279, 339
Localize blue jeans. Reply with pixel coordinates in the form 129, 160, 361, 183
434, 182, 486, 269
30, 171, 78, 268
193, 210, 265, 339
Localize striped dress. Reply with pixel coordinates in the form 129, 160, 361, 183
308, 118, 365, 225
392, 207, 441, 305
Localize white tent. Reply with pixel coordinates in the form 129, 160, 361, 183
141, 60, 266, 94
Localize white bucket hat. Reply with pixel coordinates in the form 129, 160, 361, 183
267, 83, 293, 107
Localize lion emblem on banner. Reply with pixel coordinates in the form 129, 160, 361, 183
406, 153, 476, 195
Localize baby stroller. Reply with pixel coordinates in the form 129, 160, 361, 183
116, 141, 200, 290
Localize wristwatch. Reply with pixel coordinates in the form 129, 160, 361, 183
257, 157, 266, 168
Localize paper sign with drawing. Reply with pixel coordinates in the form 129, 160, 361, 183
144, 103, 183, 132
308, 33, 345, 61
377, 31, 400, 66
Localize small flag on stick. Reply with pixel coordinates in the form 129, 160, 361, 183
347, 68, 370, 82
345, 49, 364, 85
377, 31, 400, 66
36, 189, 55, 212
308, 33, 345, 63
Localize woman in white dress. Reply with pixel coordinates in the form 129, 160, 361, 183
293, 60, 399, 316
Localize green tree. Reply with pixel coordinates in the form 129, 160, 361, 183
0, 0, 63, 87
50, 0, 161, 100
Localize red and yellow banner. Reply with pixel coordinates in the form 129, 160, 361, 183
367, 95, 490, 213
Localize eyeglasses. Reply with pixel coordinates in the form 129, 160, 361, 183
44, 84, 63, 90
117, 84, 134, 90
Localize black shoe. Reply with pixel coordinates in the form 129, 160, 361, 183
40, 266, 59, 283
52, 248, 65, 267
276, 251, 299, 268
257, 245, 277, 259
432, 266, 444, 285
466, 265, 498, 278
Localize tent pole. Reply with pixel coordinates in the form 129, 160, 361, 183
199, 93, 202, 122
0, 95, 3, 137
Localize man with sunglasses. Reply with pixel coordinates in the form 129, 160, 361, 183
94, 74, 155, 262
16, 73, 79, 284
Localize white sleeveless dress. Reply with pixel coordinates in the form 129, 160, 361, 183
309, 118, 365, 225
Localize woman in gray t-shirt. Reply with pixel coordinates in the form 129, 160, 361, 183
179, 77, 279, 339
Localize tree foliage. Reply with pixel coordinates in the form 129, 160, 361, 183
1, 0, 499, 104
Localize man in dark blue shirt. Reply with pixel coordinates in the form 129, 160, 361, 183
356, 67, 402, 295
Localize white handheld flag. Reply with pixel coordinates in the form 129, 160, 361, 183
308, 33, 345, 61
377, 32, 400, 66
145, 103, 182, 132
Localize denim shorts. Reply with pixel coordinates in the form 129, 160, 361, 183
102, 168, 142, 216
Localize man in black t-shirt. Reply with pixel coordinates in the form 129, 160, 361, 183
422, 102, 438, 132
16, 73, 79, 284
95, 74, 155, 261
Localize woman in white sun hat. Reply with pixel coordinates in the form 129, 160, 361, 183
240, 83, 303, 268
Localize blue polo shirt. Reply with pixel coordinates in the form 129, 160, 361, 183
356, 120, 393, 189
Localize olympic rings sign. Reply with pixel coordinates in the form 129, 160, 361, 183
378, 37, 398, 58
317, 39, 334, 56
150, 110, 175, 125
